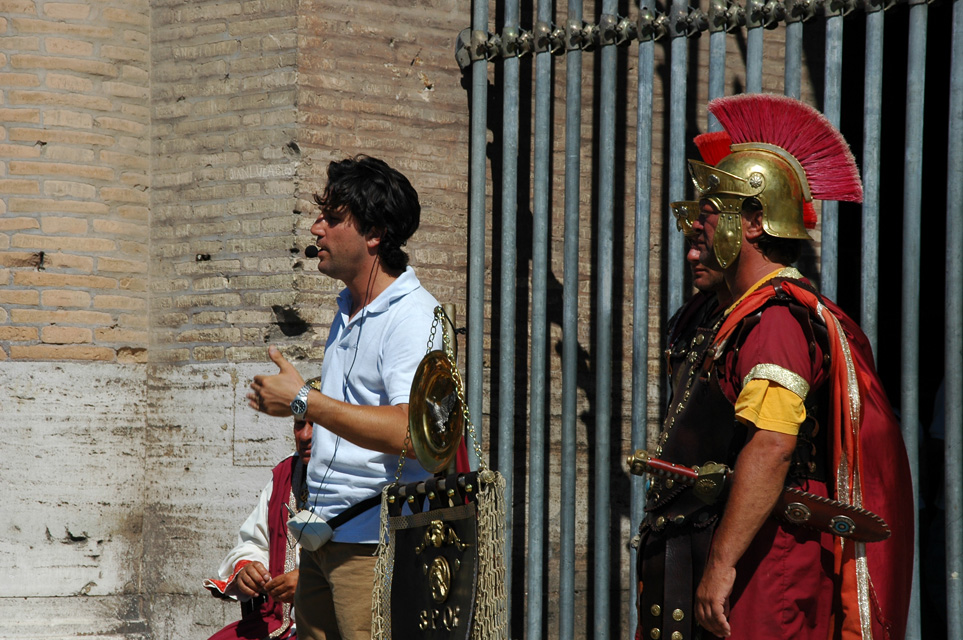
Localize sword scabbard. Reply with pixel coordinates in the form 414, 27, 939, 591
628, 449, 891, 542
773, 486, 891, 543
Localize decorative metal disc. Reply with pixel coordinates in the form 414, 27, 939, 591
408, 350, 464, 473
784, 502, 812, 524
830, 515, 856, 537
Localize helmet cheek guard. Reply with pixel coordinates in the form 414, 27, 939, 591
713, 207, 743, 269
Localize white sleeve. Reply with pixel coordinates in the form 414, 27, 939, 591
203, 478, 273, 602
381, 304, 436, 406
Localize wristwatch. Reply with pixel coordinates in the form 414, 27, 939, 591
290, 384, 311, 419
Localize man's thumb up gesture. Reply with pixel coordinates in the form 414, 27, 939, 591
248, 346, 306, 416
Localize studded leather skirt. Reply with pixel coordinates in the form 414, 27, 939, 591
637, 315, 740, 640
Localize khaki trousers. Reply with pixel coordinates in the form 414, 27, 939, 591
294, 542, 378, 640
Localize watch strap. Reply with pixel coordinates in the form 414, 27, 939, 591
291, 384, 311, 418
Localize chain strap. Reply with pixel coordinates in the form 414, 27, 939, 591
392, 306, 486, 485
426, 308, 442, 355
437, 308, 487, 472
391, 432, 411, 485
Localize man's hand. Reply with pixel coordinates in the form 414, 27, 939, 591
695, 562, 736, 637
693, 426, 794, 637
234, 561, 272, 598
248, 346, 305, 416
248, 345, 412, 454
263, 569, 299, 604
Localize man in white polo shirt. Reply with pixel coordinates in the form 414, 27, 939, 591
248, 155, 438, 640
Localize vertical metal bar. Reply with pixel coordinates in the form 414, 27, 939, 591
593, 2, 617, 637
861, 8, 884, 356
498, 0, 521, 624
944, 6, 963, 635
708, 26, 726, 131
667, 1, 689, 319
559, 2, 583, 639
746, 0, 765, 93
526, 0, 553, 636
629, 32, 656, 638
745, 3, 764, 94
466, 0, 488, 471
902, 4, 928, 640
819, 15, 843, 301
784, 20, 802, 99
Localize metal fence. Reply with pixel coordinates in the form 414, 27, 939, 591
458, 1, 962, 638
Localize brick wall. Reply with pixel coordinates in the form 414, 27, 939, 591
149, 0, 471, 368
0, 0, 150, 364
150, 0, 304, 365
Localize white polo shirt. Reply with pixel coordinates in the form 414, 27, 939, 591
306, 267, 438, 543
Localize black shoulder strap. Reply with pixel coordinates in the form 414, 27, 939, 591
728, 277, 827, 352
327, 493, 383, 529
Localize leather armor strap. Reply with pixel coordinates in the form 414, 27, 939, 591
638, 527, 714, 640
638, 531, 666, 639
729, 282, 832, 484
663, 536, 694, 639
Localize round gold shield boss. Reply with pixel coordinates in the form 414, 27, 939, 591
408, 350, 464, 473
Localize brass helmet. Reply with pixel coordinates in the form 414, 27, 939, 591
684, 94, 863, 269
687, 144, 813, 268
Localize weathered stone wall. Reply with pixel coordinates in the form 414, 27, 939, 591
0, 363, 149, 638
144, 362, 296, 640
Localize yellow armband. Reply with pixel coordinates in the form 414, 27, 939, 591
735, 378, 807, 435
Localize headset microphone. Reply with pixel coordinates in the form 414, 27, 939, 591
304, 246, 319, 258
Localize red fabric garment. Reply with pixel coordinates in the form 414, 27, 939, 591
455, 435, 471, 474
725, 478, 836, 639
715, 304, 828, 399
267, 456, 296, 583
713, 279, 913, 640
208, 456, 297, 640
711, 303, 834, 639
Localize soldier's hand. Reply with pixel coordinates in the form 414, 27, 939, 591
264, 569, 299, 604
234, 561, 272, 598
248, 346, 305, 416
695, 563, 735, 637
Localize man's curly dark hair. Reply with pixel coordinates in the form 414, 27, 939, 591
314, 155, 420, 272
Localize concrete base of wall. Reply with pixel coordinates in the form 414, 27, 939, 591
0, 360, 304, 638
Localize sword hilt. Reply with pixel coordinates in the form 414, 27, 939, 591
627, 449, 728, 504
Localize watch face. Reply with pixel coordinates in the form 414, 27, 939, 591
291, 399, 307, 416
